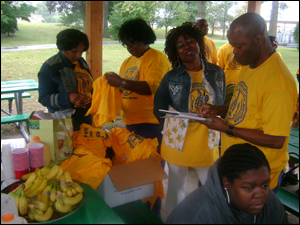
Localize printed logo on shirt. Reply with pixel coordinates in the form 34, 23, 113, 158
190, 83, 209, 113
126, 133, 144, 148
121, 66, 139, 96
227, 52, 242, 70
225, 81, 247, 125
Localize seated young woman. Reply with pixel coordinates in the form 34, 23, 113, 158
167, 143, 288, 224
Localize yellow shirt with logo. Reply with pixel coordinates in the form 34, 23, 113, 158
161, 70, 219, 167
221, 52, 298, 189
217, 42, 242, 86
72, 61, 93, 107
119, 48, 171, 125
204, 36, 218, 64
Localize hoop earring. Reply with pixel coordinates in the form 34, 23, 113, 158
224, 187, 230, 204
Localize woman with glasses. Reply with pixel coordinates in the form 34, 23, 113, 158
153, 22, 226, 215
104, 18, 171, 216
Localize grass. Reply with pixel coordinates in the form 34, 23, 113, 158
1, 23, 299, 137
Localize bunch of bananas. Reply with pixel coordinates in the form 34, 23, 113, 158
8, 183, 28, 217
28, 201, 53, 222
7, 163, 84, 222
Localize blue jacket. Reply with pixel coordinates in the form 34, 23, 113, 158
38, 52, 92, 113
154, 59, 226, 126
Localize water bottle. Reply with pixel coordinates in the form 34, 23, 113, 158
2, 143, 16, 180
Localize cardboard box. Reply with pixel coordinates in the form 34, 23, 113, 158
96, 155, 168, 208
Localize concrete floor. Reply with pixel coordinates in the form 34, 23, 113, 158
160, 165, 299, 224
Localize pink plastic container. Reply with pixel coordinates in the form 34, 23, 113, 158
28, 143, 44, 172
11, 148, 29, 180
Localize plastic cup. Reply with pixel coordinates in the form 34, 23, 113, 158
28, 143, 44, 172
11, 148, 29, 180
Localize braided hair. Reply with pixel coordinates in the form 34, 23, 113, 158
164, 22, 207, 68
218, 143, 270, 184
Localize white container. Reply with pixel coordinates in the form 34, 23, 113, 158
2, 143, 16, 180
1, 212, 27, 224
1, 194, 27, 224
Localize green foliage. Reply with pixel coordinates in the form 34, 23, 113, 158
107, 1, 158, 40
293, 22, 299, 50
1, 1, 36, 36
34, 2, 60, 23
157, 1, 190, 37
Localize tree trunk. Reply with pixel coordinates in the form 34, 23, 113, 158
103, 1, 109, 38
165, 26, 168, 38
197, 1, 206, 18
269, 1, 278, 36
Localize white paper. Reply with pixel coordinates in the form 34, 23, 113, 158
159, 109, 211, 122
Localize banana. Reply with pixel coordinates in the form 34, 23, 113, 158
41, 183, 53, 206
36, 167, 42, 176
66, 186, 73, 197
55, 166, 64, 180
31, 201, 47, 212
8, 185, 21, 210
18, 186, 28, 216
28, 204, 36, 221
44, 164, 59, 181
40, 160, 55, 176
37, 191, 42, 201
61, 193, 83, 206
24, 171, 37, 187
70, 185, 78, 196
59, 174, 68, 192
50, 182, 58, 203
64, 171, 73, 183
34, 207, 53, 222
72, 182, 84, 193
26, 177, 47, 198
25, 175, 44, 196
21, 171, 34, 181
55, 194, 72, 213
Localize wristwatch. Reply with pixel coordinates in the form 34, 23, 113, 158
119, 80, 127, 93
226, 125, 235, 137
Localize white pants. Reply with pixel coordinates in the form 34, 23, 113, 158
166, 162, 210, 214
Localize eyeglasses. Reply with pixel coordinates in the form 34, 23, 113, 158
122, 39, 137, 48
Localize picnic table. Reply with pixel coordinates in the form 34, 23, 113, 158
1, 79, 39, 142
288, 126, 299, 163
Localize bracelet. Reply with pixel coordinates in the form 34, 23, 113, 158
119, 80, 127, 93
226, 125, 234, 137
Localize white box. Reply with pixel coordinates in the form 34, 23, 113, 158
96, 155, 168, 208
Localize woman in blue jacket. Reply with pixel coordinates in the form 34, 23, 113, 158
153, 22, 226, 214
38, 29, 93, 131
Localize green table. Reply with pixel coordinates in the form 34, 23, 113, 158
112, 200, 164, 224
50, 183, 124, 224
288, 127, 299, 163
1, 79, 39, 142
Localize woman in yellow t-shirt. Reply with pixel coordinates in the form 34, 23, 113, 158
104, 18, 171, 216
153, 22, 226, 215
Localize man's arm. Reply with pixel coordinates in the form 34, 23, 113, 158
199, 117, 286, 149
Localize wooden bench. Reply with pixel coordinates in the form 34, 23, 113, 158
276, 187, 299, 216
1, 92, 31, 115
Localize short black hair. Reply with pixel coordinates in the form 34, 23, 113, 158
118, 18, 156, 45
56, 29, 89, 52
218, 143, 270, 183
165, 22, 206, 68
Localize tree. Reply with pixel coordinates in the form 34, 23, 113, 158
107, 1, 158, 40
197, 1, 205, 18
205, 2, 222, 36
293, 22, 299, 50
1, 1, 36, 36
268, 1, 288, 36
45, 1, 85, 31
34, 2, 59, 23
218, 1, 236, 39
233, 1, 247, 18
157, 1, 190, 37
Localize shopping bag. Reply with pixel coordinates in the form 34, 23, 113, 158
29, 112, 73, 165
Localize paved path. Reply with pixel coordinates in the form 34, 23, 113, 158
1, 40, 228, 52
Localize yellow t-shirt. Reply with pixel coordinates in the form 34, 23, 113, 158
204, 36, 218, 64
221, 52, 298, 190
161, 70, 219, 167
217, 42, 242, 86
119, 48, 171, 125
72, 61, 93, 107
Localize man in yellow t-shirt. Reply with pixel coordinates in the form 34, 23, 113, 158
197, 13, 297, 193
195, 18, 218, 64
